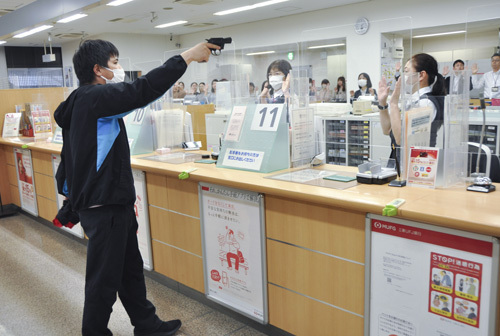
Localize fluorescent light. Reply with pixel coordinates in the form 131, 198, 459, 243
0, 41, 6, 45
246, 51, 276, 56
155, 20, 187, 29
57, 13, 88, 23
308, 43, 345, 49
13, 25, 53, 38
214, 0, 289, 16
413, 30, 466, 38
107, 0, 134, 6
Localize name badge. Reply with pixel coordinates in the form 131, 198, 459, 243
493, 87, 499, 92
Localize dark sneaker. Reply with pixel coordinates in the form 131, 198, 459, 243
135, 319, 182, 336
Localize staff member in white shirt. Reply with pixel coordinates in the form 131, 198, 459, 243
471, 53, 500, 100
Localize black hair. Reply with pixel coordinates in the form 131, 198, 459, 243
266, 59, 292, 81
453, 59, 465, 67
211, 79, 218, 93
73, 39, 119, 86
249, 82, 255, 89
336, 76, 346, 92
199, 82, 205, 86
321, 79, 329, 85
190, 82, 198, 87
358, 72, 372, 89
412, 53, 445, 96
492, 53, 500, 59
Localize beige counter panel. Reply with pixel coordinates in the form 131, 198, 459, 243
149, 206, 202, 256
268, 284, 364, 336
34, 172, 56, 201
9, 184, 20, 206
166, 177, 200, 218
36, 196, 57, 222
267, 239, 364, 315
3, 145, 15, 165
146, 173, 168, 209
266, 195, 365, 263
32, 151, 53, 176
152, 240, 204, 293
7, 164, 18, 187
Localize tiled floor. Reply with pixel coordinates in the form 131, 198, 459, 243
0, 213, 270, 336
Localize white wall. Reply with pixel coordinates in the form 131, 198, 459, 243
178, 0, 500, 94
18, 0, 498, 92
60, 33, 179, 87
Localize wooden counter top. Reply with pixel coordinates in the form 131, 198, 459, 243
3, 137, 500, 237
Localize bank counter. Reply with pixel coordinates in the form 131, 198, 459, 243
1, 137, 499, 336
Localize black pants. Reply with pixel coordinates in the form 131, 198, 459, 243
79, 204, 161, 336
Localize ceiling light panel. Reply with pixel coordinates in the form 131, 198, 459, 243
13, 25, 52, 38
413, 30, 466, 38
57, 13, 88, 23
214, 0, 289, 16
107, 0, 134, 6
155, 20, 188, 29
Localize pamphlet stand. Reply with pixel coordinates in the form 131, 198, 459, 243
124, 106, 155, 155
217, 103, 290, 173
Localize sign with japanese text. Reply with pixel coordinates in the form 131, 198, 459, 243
367, 214, 499, 336
14, 148, 37, 216
407, 147, 439, 188
199, 183, 267, 323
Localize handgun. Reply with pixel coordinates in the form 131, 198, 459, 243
206, 37, 232, 55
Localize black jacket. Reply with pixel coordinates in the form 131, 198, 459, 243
54, 55, 187, 211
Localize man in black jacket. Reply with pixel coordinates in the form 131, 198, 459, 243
55, 39, 217, 336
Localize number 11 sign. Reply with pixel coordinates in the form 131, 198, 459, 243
218, 103, 290, 173
251, 104, 283, 132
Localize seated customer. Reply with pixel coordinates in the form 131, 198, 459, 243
351, 72, 377, 101
317, 79, 333, 102
332, 76, 347, 102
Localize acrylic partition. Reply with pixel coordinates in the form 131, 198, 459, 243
298, 17, 414, 177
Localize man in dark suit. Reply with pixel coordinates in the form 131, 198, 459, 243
443, 59, 473, 94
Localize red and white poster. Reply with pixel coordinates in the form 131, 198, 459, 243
31, 110, 52, 139
368, 214, 499, 336
407, 147, 439, 188
199, 183, 267, 323
14, 148, 38, 216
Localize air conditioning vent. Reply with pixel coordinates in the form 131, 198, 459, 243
173, 0, 214, 5
184, 23, 216, 28
109, 18, 123, 22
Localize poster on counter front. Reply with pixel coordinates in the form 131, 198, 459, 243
132, 169, 153, 271
51, 154, 84, 238
199, 182, 267, 323
13, 148, 38, 216
366, 214, 499, 336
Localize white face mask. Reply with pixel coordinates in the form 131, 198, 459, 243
404, 72, 420, 95
322, 84, 327, 89
101, 67, 125, 84
358, 79, 367, 87
269, 75, 284, 90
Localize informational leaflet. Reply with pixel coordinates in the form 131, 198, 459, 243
51, 154, 84, 238
407, 147, 439, 188
14, 148, 38, 216
290, 108, 315, 162
2, 113, 22, 137
132, 169, 153, 270
224, 106, 246, 142
199, 183, 267, 323
368, 215, 499, 336
31, 110, 52, 138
